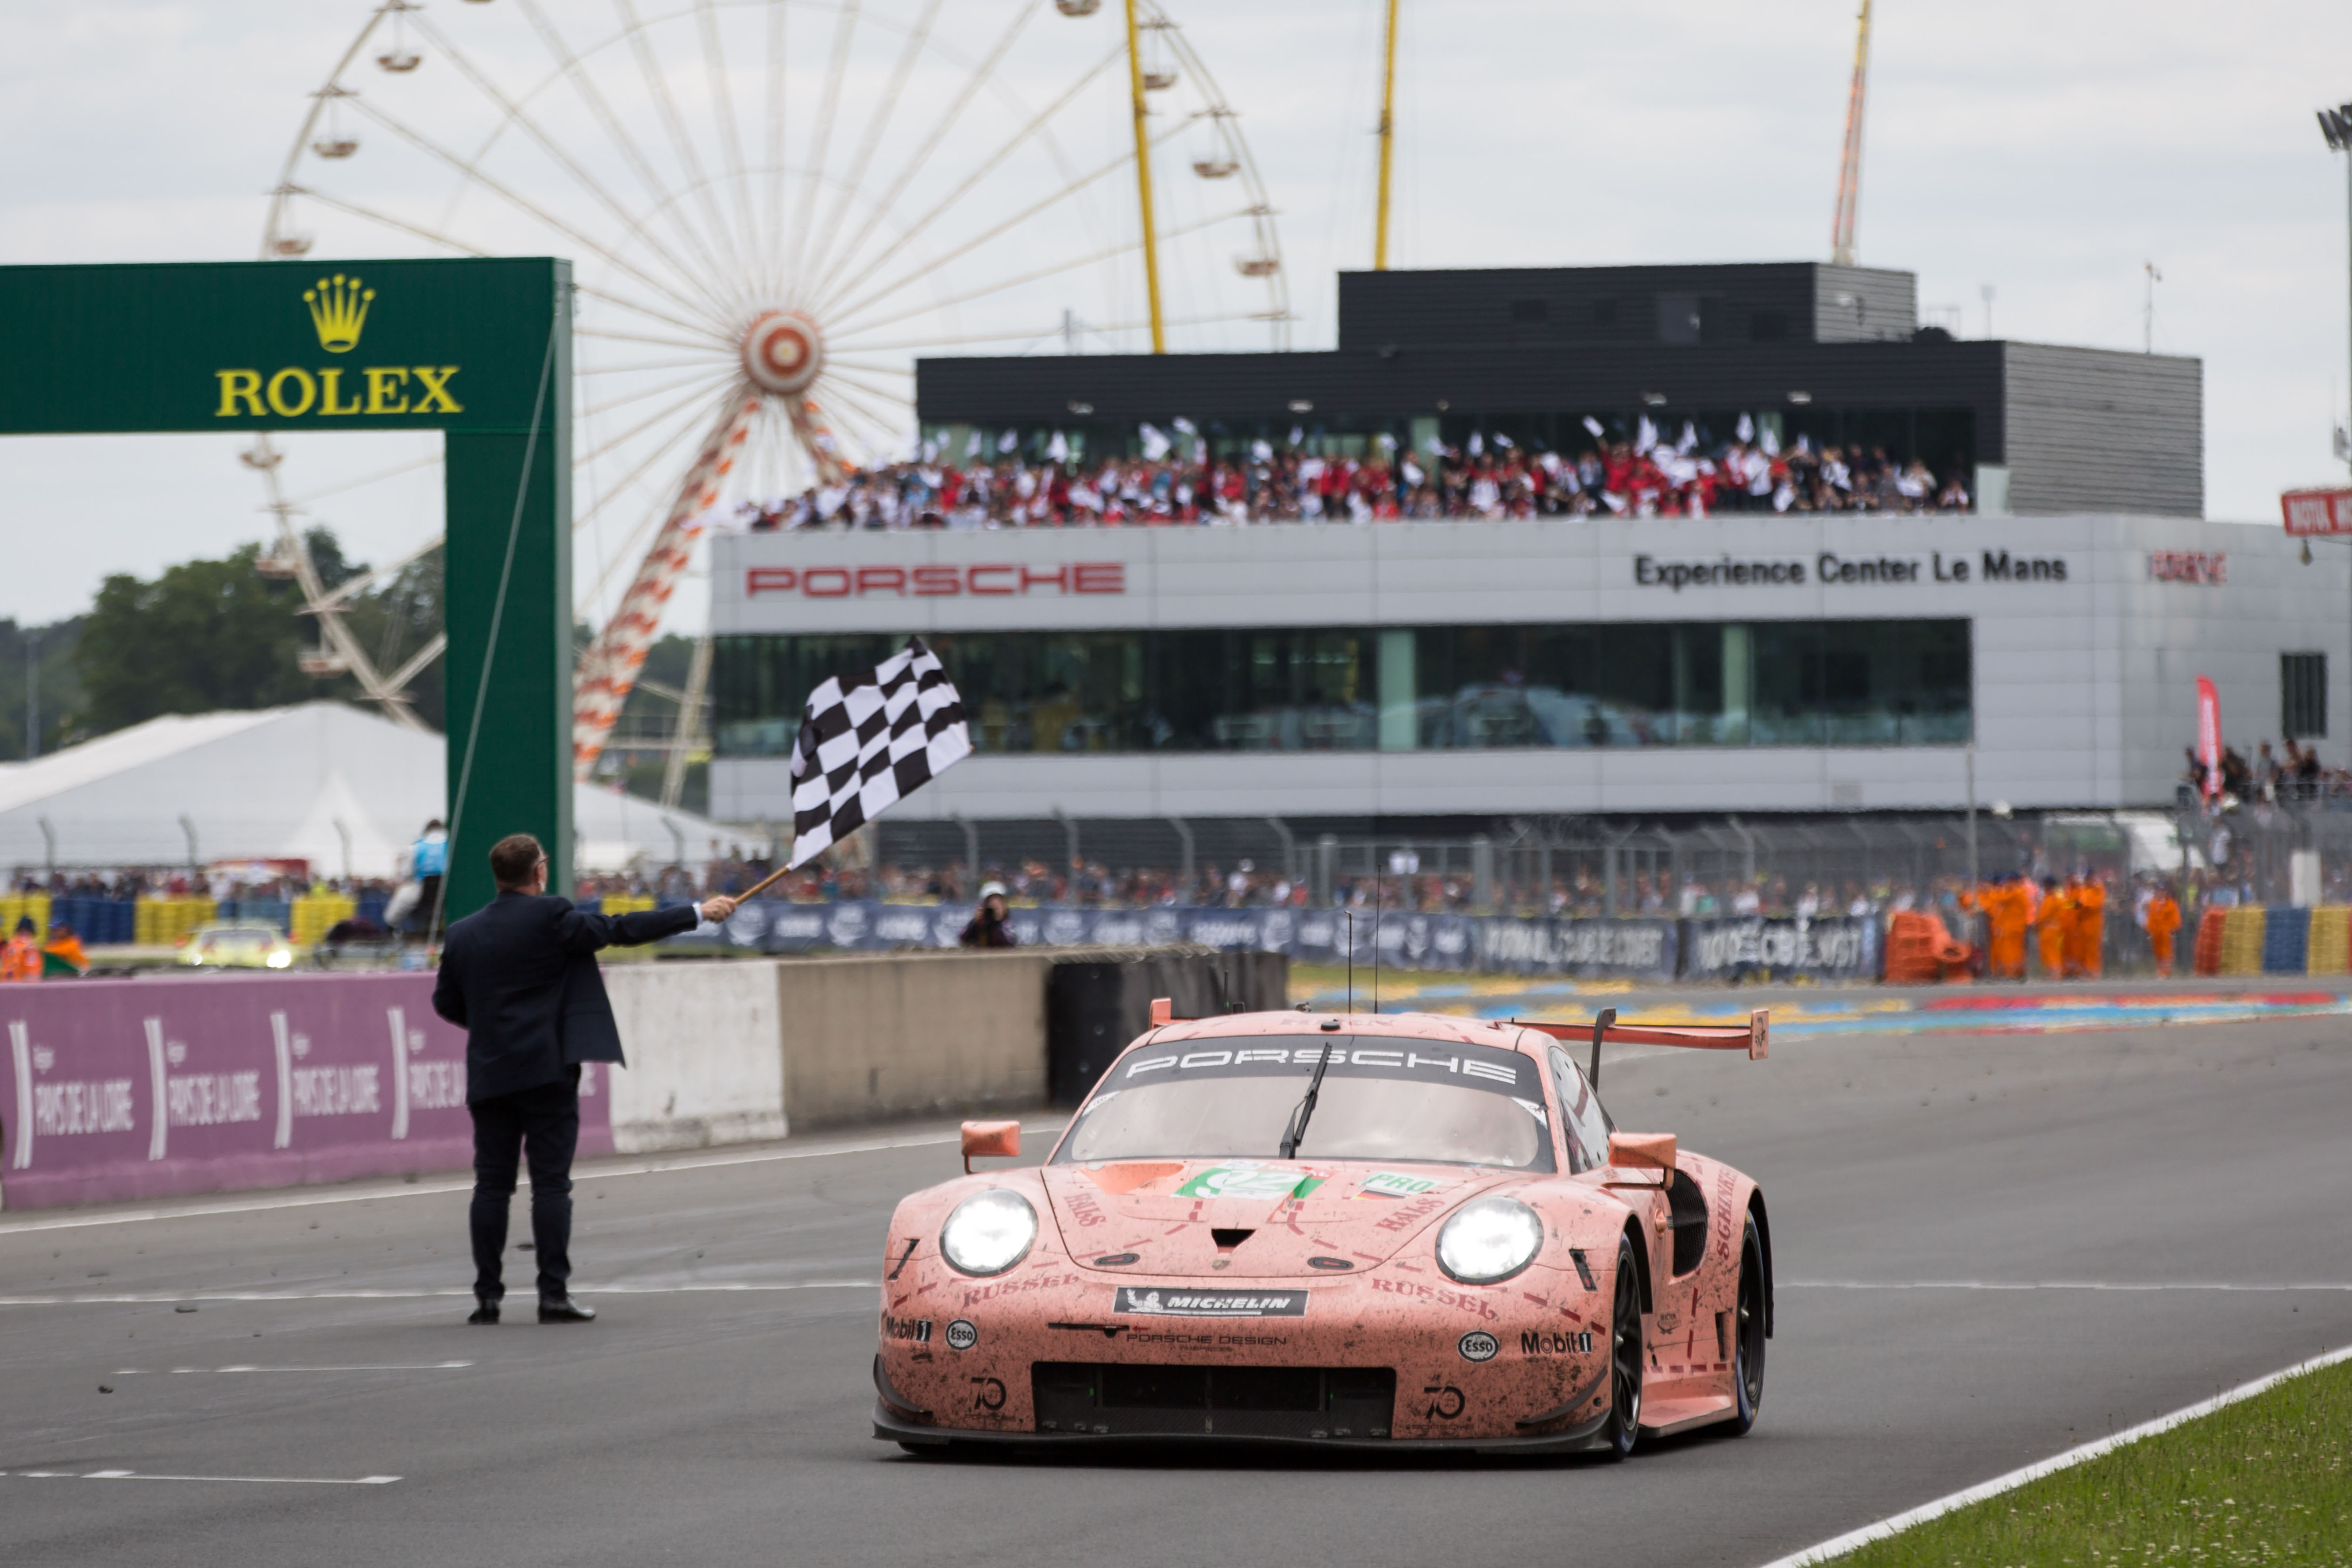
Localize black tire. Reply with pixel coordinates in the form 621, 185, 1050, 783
1725, 1212, 1766, 1436
1602, 1233, 1645, 1460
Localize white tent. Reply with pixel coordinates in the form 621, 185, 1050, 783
0, 702, 750, 879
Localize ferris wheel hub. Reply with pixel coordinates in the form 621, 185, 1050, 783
740, 309, 826, 397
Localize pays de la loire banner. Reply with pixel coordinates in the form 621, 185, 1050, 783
2, 973, 611, 1210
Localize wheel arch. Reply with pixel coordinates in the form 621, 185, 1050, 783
1622, 1218, 1655, 1314
1747, 1189, 1775, 1338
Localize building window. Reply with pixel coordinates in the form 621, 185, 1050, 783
715, 620, 1972, 758
2283, 651, 2327, 739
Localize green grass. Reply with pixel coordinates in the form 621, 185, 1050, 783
1833, 1355, 2352, 1568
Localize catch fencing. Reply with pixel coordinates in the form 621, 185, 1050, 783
672, 898, 1883, 984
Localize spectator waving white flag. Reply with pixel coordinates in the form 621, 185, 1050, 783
787, 638, 972, 869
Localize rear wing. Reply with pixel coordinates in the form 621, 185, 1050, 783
1508, 1007, 1768, 1089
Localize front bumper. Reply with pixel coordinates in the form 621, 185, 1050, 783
874, 1258, 1621, 1448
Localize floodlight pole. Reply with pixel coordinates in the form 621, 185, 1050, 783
2326, 102, 2352, 479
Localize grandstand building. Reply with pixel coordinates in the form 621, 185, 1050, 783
709, 262, 2331, 868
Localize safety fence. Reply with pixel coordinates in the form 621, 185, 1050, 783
667, 898, 1885, 984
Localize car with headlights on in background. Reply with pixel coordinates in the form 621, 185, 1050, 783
872, 1004, 1772, 1457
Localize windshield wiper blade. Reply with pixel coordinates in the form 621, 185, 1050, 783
1278, 1035, 1341, 1160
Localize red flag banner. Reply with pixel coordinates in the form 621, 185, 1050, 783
2282, 489, 2352, 536
2195, 674, 2222, 801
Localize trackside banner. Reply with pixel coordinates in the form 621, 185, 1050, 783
1679, 915, 1879, 982
681, 900, 1714, 982
0, 974, 612, 1210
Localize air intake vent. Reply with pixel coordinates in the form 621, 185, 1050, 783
1211, 1228, 1254, 1250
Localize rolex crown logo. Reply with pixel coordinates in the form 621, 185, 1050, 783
303, 274, 375, 354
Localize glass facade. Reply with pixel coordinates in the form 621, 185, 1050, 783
715, 620, 1970, 757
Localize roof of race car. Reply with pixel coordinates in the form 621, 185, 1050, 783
1132, 1009, 1546, 1058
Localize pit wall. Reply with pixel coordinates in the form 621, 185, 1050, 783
0, 951, 1091, 1208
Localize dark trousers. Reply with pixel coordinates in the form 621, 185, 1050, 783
468, 1070, 579, 1304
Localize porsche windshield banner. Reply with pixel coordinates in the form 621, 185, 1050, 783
1113, 1037, 1531, 1095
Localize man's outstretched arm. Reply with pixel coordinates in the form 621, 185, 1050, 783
558, 894, 740, 952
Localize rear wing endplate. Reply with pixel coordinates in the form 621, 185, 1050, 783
1508, 1007, 1768, 1089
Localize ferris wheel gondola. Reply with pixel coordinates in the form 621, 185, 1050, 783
253, 0, 1288, 775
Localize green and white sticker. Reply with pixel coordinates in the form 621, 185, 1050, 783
1358, 1171, 1444, 1198
1176, 1165, 1324, 1200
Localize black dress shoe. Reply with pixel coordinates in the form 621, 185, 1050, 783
467, 1301, 500, 1325
538, 1297, 597, 1324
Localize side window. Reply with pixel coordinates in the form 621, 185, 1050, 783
1547, 1047, 1614, 1174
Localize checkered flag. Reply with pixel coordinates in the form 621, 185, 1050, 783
787, 637, 971, 869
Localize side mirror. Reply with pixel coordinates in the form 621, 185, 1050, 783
961, 1119, 1021, 1175
1605, 1131, 1676, 1176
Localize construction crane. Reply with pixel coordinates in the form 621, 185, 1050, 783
1374, 0, 1400, 270
1830, 0, 1872, 267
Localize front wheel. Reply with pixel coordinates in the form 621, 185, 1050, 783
1602, 1233, 1645, 1459
1724, 1212, 1767, 1436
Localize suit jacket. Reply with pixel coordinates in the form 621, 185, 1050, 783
432, 892, 700, 1103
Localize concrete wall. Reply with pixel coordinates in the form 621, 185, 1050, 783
605, 951, 1057, 1146
604, 961, 788, 1153
775, 951, 1050, 1129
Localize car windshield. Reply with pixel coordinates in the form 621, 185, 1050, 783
1056, 1035, 1554, 1171
203, 930, 273, 950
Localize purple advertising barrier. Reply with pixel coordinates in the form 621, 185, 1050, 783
0, 973, 612, 1211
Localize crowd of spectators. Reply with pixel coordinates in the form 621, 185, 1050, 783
2182, 736, 2350, 809
734, 421, 1973, 532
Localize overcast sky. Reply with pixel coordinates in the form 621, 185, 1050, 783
4, 0, 2350, 634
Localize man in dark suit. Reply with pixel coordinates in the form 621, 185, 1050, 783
432, 833, 738, 1324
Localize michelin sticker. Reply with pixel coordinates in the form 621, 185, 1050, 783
1175, 1163, 1325, 1201
1114, 1287, 1308, 1318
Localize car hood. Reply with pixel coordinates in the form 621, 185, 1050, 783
1040, 1158, 1520, 1278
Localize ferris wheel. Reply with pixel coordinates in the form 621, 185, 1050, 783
251, 0, 1288, 781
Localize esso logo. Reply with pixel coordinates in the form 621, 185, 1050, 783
945, 1319, 979, 1352
1457, 1330, 1500, 1363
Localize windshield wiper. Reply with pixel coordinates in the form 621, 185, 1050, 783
1278, 1034, 1341, 1160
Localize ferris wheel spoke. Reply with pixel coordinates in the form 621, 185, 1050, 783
512, 0, 738, 300
406, 8, 712, 303
578, 354, 737, 376
811, 48, 1136, 321
762, 0, 790, 294
335, 95, 732, 335
821, 357, 915, 376
574, 303, 734, 350
575, 402, 734, 537
282, 451, 443, 508
804, 0, 1047, 306
692, 0, 760, 277
820, 368, 914, 405
577, 375, 748, 472
583, 366, 740, 421
800, 0, 944, 291
785, 0, 864, 299
382, 632, 450, 696
814, 378, 910, 442
610, 0, 751, 312
825, 110, 1204, 329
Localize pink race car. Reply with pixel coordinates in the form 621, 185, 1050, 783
872, 1004, 1773, 1456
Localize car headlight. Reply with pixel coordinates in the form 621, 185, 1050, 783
1435, 1197, 1546, 1285
939, 1189, 1037, 1277
267, 951, 292, 968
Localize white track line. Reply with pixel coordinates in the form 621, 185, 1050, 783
1787, 1279, 2352, 1292
1754, 1343, 2352, 1568
111, 1363, 474, 1375
2, 1470, 399, 1485
0, 1122, 1064, 1237
0, 1280, 878, 1306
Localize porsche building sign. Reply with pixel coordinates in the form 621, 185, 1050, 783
0, 258, 573, 915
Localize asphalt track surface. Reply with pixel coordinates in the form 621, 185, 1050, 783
4, 1013, 2350, 1568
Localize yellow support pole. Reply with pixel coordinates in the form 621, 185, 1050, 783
1124, 0, 1166, 354
1374, 0, 1400, 270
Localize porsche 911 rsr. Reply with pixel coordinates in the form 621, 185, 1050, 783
873, 1006, 1772, 1456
